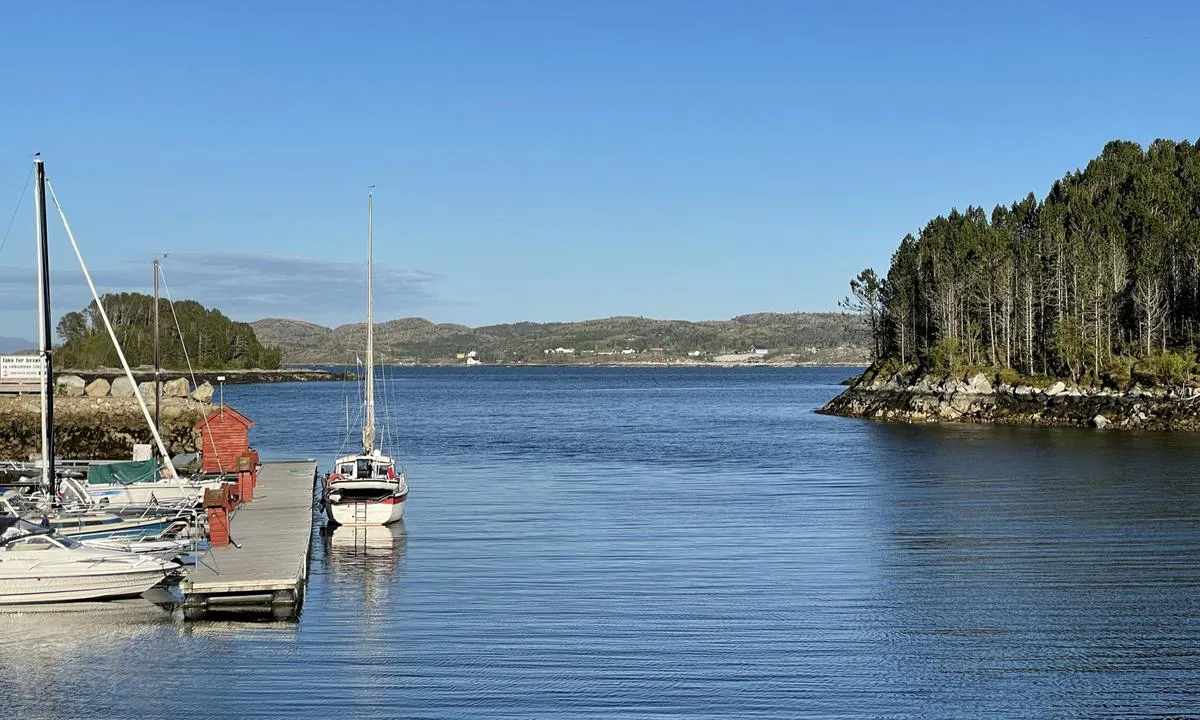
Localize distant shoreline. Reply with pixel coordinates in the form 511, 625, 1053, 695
59, 367, 350, 384
293, 361, 866, 371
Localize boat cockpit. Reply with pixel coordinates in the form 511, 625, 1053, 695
334, 455, 395, 481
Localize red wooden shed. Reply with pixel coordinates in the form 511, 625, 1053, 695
194, 406, 258, 501
193, 406, 257, 473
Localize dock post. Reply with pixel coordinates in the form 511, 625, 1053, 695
270, 589, 299, 620
182, 594, 208, 621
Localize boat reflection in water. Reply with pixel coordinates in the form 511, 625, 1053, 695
321, 521, 407, 597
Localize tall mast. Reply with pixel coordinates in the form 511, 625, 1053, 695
363, 188, 376, 452
153, 258, 161, 435
33, 155, 55, 497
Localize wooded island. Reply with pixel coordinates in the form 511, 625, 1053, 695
826, 139, 1200, 429
849, 138, 1200, 387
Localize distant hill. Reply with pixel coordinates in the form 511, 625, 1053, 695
0, 337, 35, 354
252, 313, 870, 364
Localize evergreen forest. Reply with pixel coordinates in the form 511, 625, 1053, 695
55, 292, 282, 370
847, 139, 1200, 387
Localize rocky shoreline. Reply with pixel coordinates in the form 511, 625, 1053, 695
0, 395, 221, 460
819, 367, 1200, 431
63, 367, 348, 384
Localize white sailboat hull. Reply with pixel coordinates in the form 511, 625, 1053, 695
327, 494, 406, 526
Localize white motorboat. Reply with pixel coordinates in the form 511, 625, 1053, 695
0, 517, 179, 605
325, 190, 409, 526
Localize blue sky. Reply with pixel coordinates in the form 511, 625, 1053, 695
0, 1, 1197, 340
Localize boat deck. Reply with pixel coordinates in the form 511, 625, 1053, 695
180, 459, 317, 620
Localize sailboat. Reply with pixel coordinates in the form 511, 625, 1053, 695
325, 190, 409, 526
80, 259, 226, 508
0, 155, 180, 605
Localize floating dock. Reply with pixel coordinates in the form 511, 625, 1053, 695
181, 459, 317, 621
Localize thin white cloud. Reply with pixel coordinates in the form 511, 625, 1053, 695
0, 253, 444, 321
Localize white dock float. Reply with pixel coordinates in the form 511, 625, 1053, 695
181, 459, 317, 620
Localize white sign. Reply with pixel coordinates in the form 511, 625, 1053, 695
0, 355, 45, 381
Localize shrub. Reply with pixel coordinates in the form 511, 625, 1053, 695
995, 366, 1023, 387
1131, 352, 1193, 386
928, 338, 961, 375
1099, 356, 1133, 389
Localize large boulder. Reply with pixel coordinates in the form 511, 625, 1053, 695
949, 394, 976, 414
965, 372, 993, 395
943, 379, 968, 395
1092, 414, 1110, 429
191, 381, 214, 403
1044, 381, 1067, 397
110, 376, 135, 397
84, 377, 111, 397
164, 377, 190, 397
137, 381, 158, 400
56, 375, 86, 397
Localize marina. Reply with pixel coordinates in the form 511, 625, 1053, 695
2, 2, 1199, 714
180, 459, 318, 620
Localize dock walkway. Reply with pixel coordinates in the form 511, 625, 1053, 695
181, 459, 317, 620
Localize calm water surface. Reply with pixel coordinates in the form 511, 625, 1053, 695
3, 367, 1200, 718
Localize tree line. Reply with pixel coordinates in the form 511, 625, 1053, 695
56, 292, 282, 370
845, 139, 1200, 386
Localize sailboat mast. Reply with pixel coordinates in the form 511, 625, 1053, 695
363, 189, 376, 452
33, 155, 55, 497
153, 258, 161, 435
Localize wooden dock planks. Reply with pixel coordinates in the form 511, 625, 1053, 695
181, 459, 317, 620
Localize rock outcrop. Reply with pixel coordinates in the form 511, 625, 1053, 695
819, 365, 1200, 431
0, 395, 216, 460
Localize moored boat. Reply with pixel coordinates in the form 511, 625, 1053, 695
324, 189, 409, 526
0, 156, 186, 606
0, 516, 179, 605
83, 459, 225, 507
327, 450, 408, 525
81, 519, 199, 561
